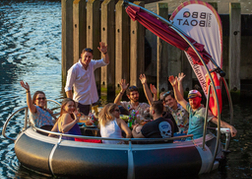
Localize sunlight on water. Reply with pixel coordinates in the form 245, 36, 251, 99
0, 0, 63, 178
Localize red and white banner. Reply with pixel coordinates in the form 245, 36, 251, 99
170, 0, 223, 96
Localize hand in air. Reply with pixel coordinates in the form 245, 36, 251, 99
20, 81, 30, 91
150, 84, 157, 94
139, 74, 147, 84
97, 42, 107, 54
119, 79, 129, 91
177, 72, 186, 83
168, 75, 178, 87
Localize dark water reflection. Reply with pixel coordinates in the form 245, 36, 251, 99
0, 0, 252, 179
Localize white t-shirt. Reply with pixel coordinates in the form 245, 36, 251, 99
100, 119, 123, 144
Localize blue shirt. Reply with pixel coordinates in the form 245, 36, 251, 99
30, 105, 54, 128
186, 103, 214, 139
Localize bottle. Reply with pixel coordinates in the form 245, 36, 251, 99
77, 108, 84, 123
127, 104, 131, 111
128, 114, 132, 129
136, 114, 141, 124
132, 110, 136, 125
92, 105, 99, 117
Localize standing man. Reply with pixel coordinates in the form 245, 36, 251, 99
168, 75, 237, 139
65, 42, 109, 115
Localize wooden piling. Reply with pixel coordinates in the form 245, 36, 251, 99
229, 3, 241, 92
208, 2, 218, 12
115, 1, 130, 93
157, 3, 169, 95
61, 0, 74, 87
181, 52, 192, 95
86, 0, 102, 93
130, 1, 145, 87
101, 0, 116, 97
73, 0, 86, 64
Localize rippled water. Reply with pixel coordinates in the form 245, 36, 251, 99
0, 0, 62, 178
0, 0, 252, 179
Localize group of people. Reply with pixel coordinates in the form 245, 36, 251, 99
21, 42, 108, 140
20, 42, 237, 144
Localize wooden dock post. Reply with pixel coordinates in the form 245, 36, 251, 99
61, 0, 74, 87
101, 0, 116, 97
115, 1, 130, 93
157, 3, 169, 95
73, 0, 86, 64
130, 1, 145, 87
86, 0, 101, 93
181, 52, 192, 95
208, 2, 218, 12
229, 3, 241, 93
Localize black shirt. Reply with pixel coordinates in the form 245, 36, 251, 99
141, 117, 174, 143
162, 111, 179, 133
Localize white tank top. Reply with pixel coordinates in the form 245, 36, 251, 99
100, 118, 123, 144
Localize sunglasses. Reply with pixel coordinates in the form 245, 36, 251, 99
84, 48, 93, 53
162, 91, 171, 97
114, 109, 120, 112
128, 86, 138, 90
36, 97, 46, 101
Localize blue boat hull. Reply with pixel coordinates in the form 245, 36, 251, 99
15, 128, 220, 178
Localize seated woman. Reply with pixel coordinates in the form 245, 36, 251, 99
20, 81, 54, 133
99, 103, 132, 144
49, 98, 81, 140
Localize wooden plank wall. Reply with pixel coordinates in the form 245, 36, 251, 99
62, 1, 242, 98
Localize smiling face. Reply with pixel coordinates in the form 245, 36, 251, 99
34, 93, 46, 108
163, 95, 177, 109
63, 101, 76, 114
81, 51, 93, 68
127, 91, 139, 103
189, 97, 202, 110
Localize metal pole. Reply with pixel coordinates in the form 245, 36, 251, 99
23, 107, 28, 131
202, 84, 211, 150
222, 77, 234, 125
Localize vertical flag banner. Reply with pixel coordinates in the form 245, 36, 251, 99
170, 0, 223, 96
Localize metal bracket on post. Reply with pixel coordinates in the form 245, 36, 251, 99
22, 107, 29, 132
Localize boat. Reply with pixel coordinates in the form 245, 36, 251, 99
2, 99, 232, 179
2, 1, 234, 178
3, 103, 229, 179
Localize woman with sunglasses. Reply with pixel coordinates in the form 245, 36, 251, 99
98, 103, 132, 144
20, 81, 54, 132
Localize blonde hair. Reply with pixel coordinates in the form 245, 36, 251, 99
98, 103, 118, 126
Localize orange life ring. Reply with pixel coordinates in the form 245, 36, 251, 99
205, 71, 222, 116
